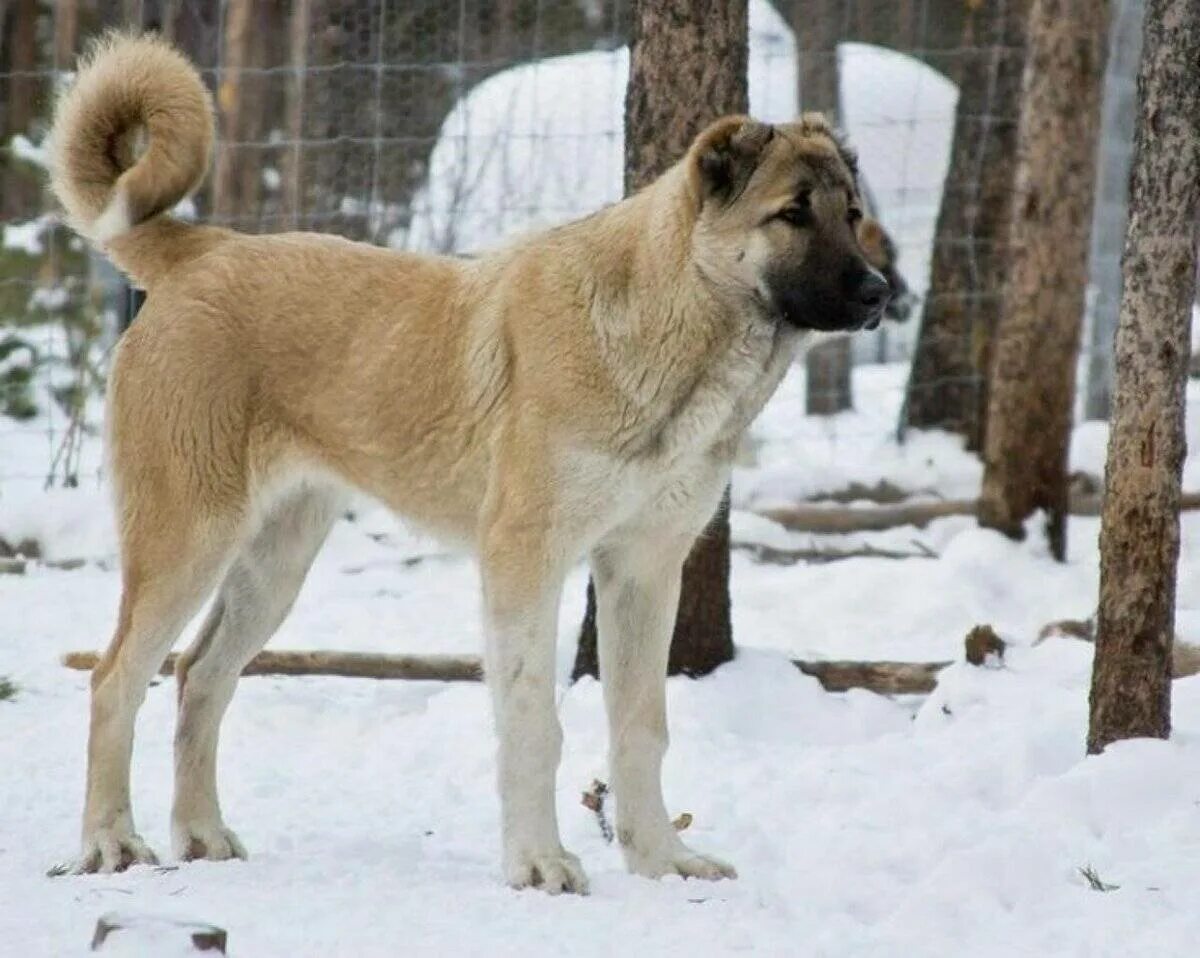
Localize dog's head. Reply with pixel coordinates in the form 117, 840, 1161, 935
686, 114, 889, 332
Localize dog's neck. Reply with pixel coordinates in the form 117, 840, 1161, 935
581, 168, 797, 465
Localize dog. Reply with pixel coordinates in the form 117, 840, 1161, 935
49, 33, 888, 893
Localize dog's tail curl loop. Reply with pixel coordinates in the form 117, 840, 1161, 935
48, 32, 215, 284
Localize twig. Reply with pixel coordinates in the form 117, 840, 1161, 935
1078, 864, 1120, 892
581, 780, 613, 843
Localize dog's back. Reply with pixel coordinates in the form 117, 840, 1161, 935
49, 34, 505, 539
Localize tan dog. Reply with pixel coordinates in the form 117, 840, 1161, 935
49, 33, 888, 892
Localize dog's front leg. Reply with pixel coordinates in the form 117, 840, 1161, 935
480, 525, 587, 895
592, 534, 737, 882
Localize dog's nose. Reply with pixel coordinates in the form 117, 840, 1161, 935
857, 271, 890, 311
855, 271, 890, 330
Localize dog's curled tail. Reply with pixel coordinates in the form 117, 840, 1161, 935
48, 32, 217, 285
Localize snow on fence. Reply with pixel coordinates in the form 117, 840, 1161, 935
0, 0, 1144, 498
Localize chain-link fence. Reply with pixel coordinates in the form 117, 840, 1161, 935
0, 0, 1143, 496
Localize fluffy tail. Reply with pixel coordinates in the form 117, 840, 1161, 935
48, 32, 216, 284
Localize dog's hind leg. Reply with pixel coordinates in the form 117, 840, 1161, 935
171, 487, 340, 862
77, 513, 238, 874
591, 526, 738, 882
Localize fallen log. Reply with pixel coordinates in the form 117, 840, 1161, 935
759, 492, 1200, 535
791, 659, 950, 694
731, 540, 937, 565
61, 650, 484, 683
63, 648, 947, 695
74, 619, 1189, 697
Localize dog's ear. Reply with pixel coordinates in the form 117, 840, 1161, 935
689, 116, 774, 206
798, 111, 859, 186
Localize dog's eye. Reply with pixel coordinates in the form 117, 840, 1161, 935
848, 207, 864, 226
776, 207, 810, 227
776, 199, 812, 228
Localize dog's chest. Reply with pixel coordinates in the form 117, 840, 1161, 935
646, 322, 796, 465
583, 323, 796, 531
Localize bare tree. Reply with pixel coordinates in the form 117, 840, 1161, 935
574, 0, 748, 681
977, 0, 1109, 560
211, 0, 255, 223
901, 0, 1031, 450
1087, 0, 1200, 754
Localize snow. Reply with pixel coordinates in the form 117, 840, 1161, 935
5, 361, 1200, 956
1, 218, 48, 256
9, 133, 47, 169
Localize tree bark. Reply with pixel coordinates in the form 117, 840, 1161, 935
620, 0, 747, 194
977, 0, 1109, 560
0, 0, 41, 222
901, 0, 1031, 450
575, 0, 747, 681
282, 0, 311, 228
211, 0, 264, 225
1087, 0, 1200, 754
53, 0, 78, 68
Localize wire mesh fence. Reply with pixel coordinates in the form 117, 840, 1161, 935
0, 0, 1143, 496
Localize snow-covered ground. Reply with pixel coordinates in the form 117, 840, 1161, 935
4, 361, 1200, 956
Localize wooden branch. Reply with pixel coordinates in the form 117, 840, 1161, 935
61, 650, 484, 683
759, 492, 1200, 535
760, 499, 975, 534
68, 616, 1200, 698
63, 649, 948, 694
732, 540, 936, 565
791, 659, 950, 694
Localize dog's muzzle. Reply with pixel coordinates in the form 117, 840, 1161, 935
850, 269, 891, 331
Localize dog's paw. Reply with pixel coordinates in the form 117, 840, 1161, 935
172, 820, 247, 863
505, 847, 590, 895
67, 827, 160, 874
625, 842, 737, 882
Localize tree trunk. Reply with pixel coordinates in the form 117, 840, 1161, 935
53, 0, 78, 67
211, 0, 258, 224
620, 0, 747, 194
574, 0, 747, 681
1087, 0, 1200, 754
797, 1, 854, 415
0, 0, 41, 222
901, 0, 1031, 450
977, 0, 1109, 560
282, 0, 311, 228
